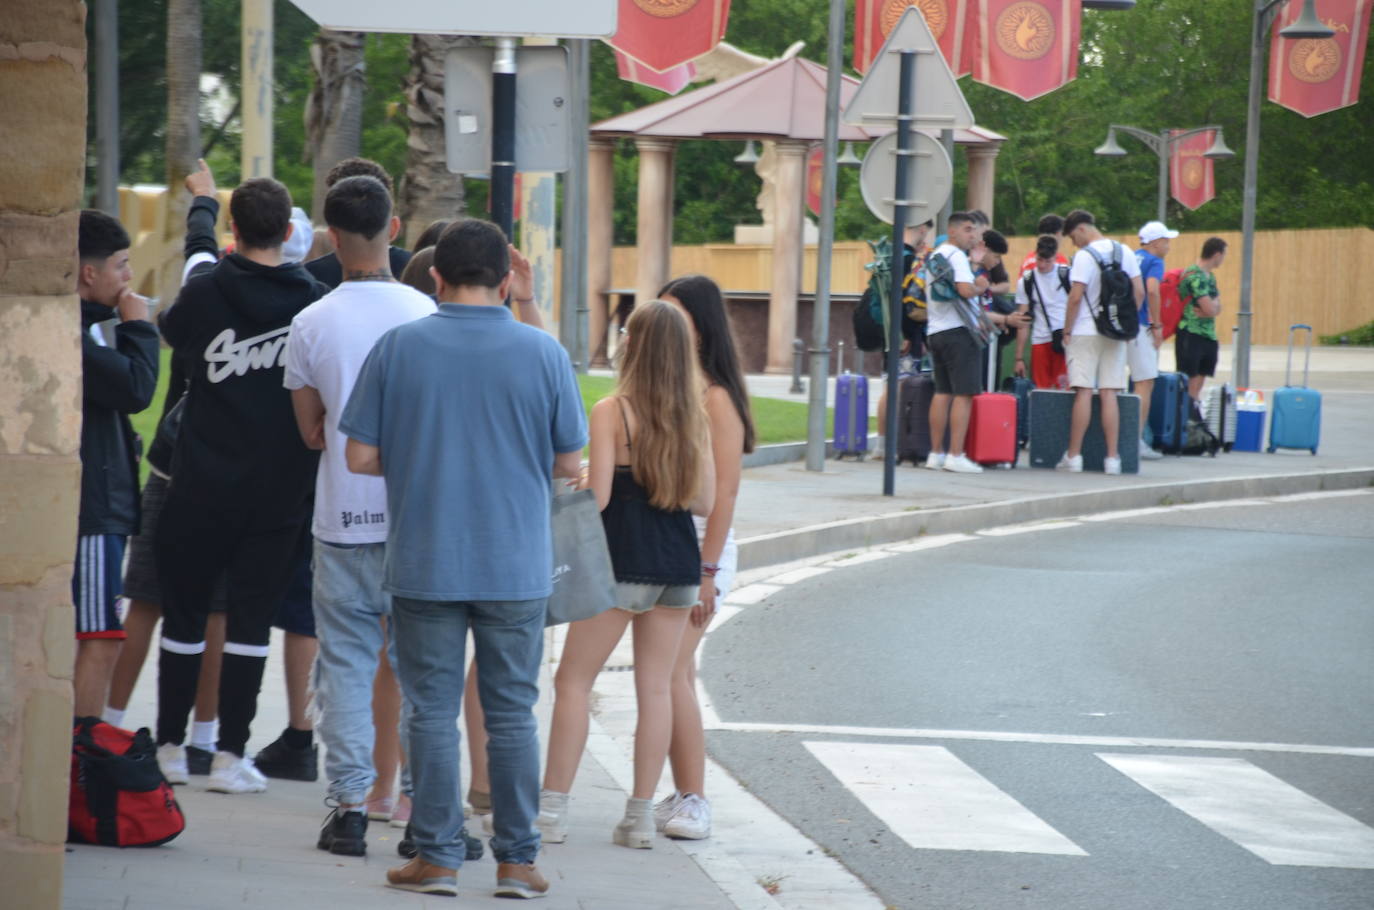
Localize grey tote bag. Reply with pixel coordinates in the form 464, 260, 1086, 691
547, 487, 617, 626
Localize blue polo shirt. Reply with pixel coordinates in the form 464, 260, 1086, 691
340, 303, 587, 602
1134, 248, 1166, 326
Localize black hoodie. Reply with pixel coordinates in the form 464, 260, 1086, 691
160, 220, 327, 519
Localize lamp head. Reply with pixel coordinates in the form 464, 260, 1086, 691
733, 140, 760, 166
837, 142, 862, 167
1203, 131, 1236, 160
1280, 0, 1336, 39
1094, 131, 1127, 157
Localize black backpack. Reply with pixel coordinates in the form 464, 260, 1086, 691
1084, 242, 1139, 341
853, 286, 885, 352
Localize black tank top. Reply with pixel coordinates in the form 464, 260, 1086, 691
600, 400, 700, 586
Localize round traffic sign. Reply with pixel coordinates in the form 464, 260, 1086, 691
858, 131, 954, 226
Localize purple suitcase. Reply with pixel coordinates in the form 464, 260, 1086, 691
834, 341, 869, 459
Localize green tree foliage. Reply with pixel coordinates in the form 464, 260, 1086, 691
89, 0, 1373, 239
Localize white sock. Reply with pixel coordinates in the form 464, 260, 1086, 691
101, 706, 125, 727
190, 720, 218, 751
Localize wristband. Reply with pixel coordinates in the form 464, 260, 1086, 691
701, 563, 721, 577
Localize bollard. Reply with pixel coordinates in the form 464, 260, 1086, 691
790, 337, 805, 394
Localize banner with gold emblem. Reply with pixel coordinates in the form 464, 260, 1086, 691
1268, 0, 1370, 117
608, 0, 731, 74
1170, 130, 1217, 211
855, 0, 975, 76
615, 50, 697, 95
972, 0, 1080, 101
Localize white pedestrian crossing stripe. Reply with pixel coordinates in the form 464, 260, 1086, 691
1100, 753, 1374, 869
803, 741, 1088, 856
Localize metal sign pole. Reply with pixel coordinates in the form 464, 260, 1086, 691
491, 37, 518, 243
883, 48, 916, 497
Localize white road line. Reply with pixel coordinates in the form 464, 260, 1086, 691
1169, 499, 1269, 511
723, 583, 783, 605
978, 520, 1081, 536
1269, 488, 1373, 503
703, 721, 1374, 758
767, 566, 834, 585
824, 550, 894, 567
804, 741, 1087, 856
1078, 507, 1172, 522
886, 533, 978, 552
1099, 753, 1374, 869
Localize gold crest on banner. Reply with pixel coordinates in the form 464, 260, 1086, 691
632, 0, 700, 19
881, 0, 949, 40
995, 1, 1054, 61
1182, 157, 1205, 190
1288, 38, 1342, 84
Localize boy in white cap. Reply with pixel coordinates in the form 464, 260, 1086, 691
1132, 220, 1177, 460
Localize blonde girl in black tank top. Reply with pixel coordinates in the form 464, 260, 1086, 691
538, 301, 715, 849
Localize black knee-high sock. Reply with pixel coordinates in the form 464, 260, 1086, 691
156, 649, 202, 746
217, 652, 268, 757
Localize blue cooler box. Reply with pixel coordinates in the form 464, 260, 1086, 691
1235, 409, 1265, 452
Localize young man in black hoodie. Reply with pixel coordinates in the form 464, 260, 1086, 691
74, 211, 160, 718
153, 174, 327, 794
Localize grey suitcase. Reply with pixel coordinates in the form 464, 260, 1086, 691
1028, 390, 1141, 473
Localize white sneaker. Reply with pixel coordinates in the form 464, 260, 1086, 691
923, 452, 946, 470
653, 791, 684, 832
206, 751, 267, 794
942, 453, 984, 474
611, 797, 654, 849
1104, 456, 1122, 476
1139, 439, 1163, 460
1056, 453, 1083, 473
662, 793, 711, 840
535, 789, 569, 844
157, 743, 189, 786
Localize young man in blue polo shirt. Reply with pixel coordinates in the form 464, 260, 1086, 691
1133, 220, 1175, 461
341, 219, 586, 899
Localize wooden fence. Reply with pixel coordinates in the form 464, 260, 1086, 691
609, 227, 1374, 345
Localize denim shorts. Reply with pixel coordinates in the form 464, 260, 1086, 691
614, 582, 699, 615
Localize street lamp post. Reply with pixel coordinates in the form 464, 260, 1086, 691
1093, 124, 1235, 223
1234, 0, 1333, 389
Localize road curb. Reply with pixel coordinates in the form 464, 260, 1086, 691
736, 466, 1374, 571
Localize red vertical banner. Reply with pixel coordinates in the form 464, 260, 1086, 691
615, 50, 697, 95
972, 0, 1081, 101
1268, 0, 1371, 117
1170, 130, 1217, 211
854, 0, 975, 77
806, 145, 823, 217
609, 0, 731, 74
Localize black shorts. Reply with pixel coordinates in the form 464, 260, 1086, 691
1175, 328, 1218, 378
927, 328, 982, 396
123, 472, 228, 611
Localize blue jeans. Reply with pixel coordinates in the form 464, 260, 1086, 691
313, 540, 399, 804
392, 595, 546, 868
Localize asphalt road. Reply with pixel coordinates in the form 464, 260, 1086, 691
701, 492, 1374, 910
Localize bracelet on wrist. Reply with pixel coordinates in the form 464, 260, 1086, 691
701, 563, 721, 577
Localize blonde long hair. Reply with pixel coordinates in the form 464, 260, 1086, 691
615, 300, 709, 511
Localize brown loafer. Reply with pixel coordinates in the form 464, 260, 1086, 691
494, 862, 549, 899
386, 857, 458, 896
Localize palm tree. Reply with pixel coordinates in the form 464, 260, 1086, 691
159, 0, 202, 303
399, 33, 472, 245
306, 29, 367, 223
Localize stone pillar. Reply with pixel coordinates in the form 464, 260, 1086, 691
633, 137, 675, 309
766, 141, 807, 373
0, 4, 87, 907
587, 137, 616, 366
965, 144, 1001, 223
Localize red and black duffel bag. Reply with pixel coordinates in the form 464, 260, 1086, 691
69, 717, 185, 847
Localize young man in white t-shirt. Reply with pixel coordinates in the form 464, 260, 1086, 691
1013, 233, 1070, 390
923, 212, 988, 473
282, 176, 438, 856
1059, 210, 1145, 475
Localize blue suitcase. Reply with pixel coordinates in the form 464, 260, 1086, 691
1268, 324, 1321, 455
1148, 371, 1189, 452
834, 341, 869, 459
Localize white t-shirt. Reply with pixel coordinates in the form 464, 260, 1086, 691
1015, 265, 1069, 345
1068, 238, 1141, 337
283, 281, 436, 543
924, 243, 977, 335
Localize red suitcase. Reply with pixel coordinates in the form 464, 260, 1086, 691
964, 348, 1018, 467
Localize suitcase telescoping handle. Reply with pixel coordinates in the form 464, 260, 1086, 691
838, 339, 847, 375
985, 340, 998, 395
1285, 324, 1313, 388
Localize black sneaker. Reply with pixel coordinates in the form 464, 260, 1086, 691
186, 745, 214, 776
318, 807, 367, 856
253, 733, 318, 782
397, 822, 483, 861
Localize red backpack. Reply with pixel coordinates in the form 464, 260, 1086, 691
1158, 267, 1192, 340
69, 717, 185, 847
